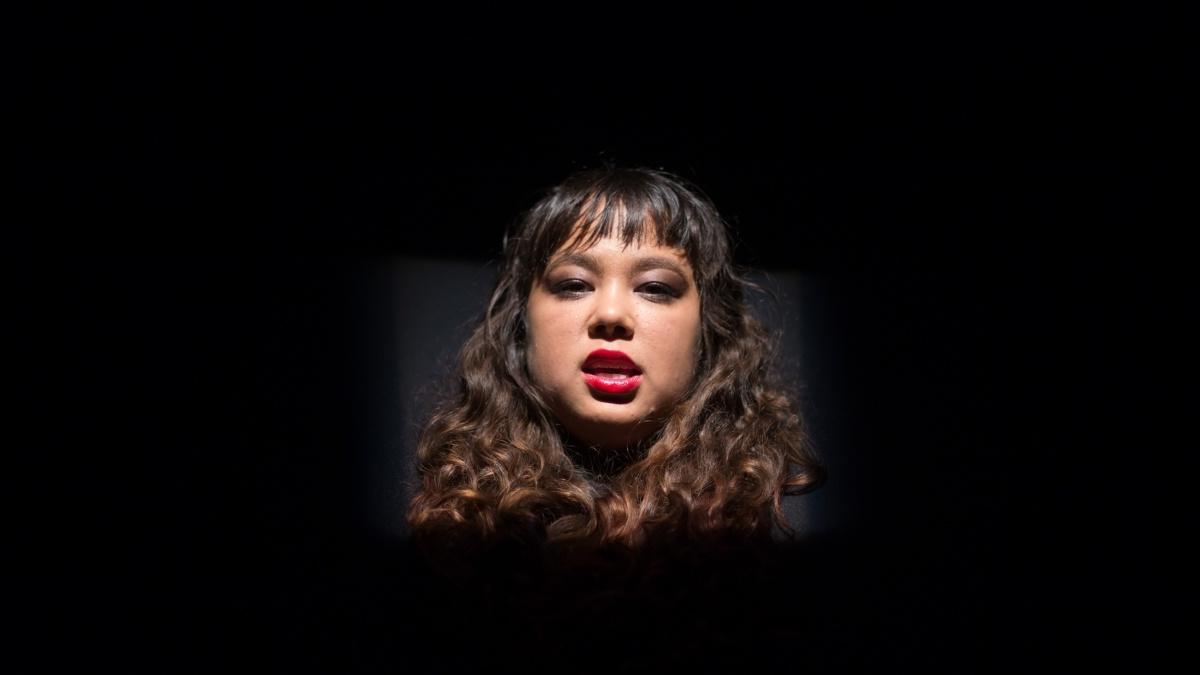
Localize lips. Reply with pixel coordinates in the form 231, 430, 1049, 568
582, 349, 643, 394
582, 349, 643, 375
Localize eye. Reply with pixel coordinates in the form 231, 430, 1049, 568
552, 279, 591, 296
639, 282, 679, 299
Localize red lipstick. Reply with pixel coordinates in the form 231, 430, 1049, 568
581, 349, 643, 395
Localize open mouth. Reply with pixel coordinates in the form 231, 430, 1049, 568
582, 370, 643, 394
581, 365, 643, 378
581, 351, 643, 395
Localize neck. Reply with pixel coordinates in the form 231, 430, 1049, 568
561, 429, 653, 481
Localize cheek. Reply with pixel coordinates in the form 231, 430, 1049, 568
526, 305, 574, 383
683, 313, 704, 381
651, 314, 703, 388
683, 323, 703, 381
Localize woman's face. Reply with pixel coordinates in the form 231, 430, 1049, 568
526, 232, 702, 451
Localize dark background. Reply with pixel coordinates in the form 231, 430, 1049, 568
23, 9, 1167, 673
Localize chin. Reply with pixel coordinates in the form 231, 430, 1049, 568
583, 407, 644, 426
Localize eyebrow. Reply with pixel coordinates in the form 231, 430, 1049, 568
547, 251, 691, 279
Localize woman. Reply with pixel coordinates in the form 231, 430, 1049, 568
405, 166, 824, 585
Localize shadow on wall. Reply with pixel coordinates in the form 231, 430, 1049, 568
363, 257, 848, 542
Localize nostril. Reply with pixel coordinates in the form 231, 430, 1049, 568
592, 323, 630, 338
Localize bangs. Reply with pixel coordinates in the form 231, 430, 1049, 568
529, 184, 702, 278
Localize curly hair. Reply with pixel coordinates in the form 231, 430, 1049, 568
405, 166, 824, 575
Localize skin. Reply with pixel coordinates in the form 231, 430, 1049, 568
525, 232, 702, 452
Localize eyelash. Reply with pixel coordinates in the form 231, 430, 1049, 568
553, 280, 679, 300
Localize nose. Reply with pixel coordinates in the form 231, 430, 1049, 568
588, 281, 634, 341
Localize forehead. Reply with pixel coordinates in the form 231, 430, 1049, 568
547, 234, 694, 276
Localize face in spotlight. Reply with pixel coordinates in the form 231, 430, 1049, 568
525, 233, 702, 451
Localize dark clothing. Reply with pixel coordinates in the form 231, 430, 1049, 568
337, 533, 861, 675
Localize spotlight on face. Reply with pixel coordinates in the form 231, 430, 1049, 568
525, 232, 702, 452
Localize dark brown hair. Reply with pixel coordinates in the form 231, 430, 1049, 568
406, 166, 824, 574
